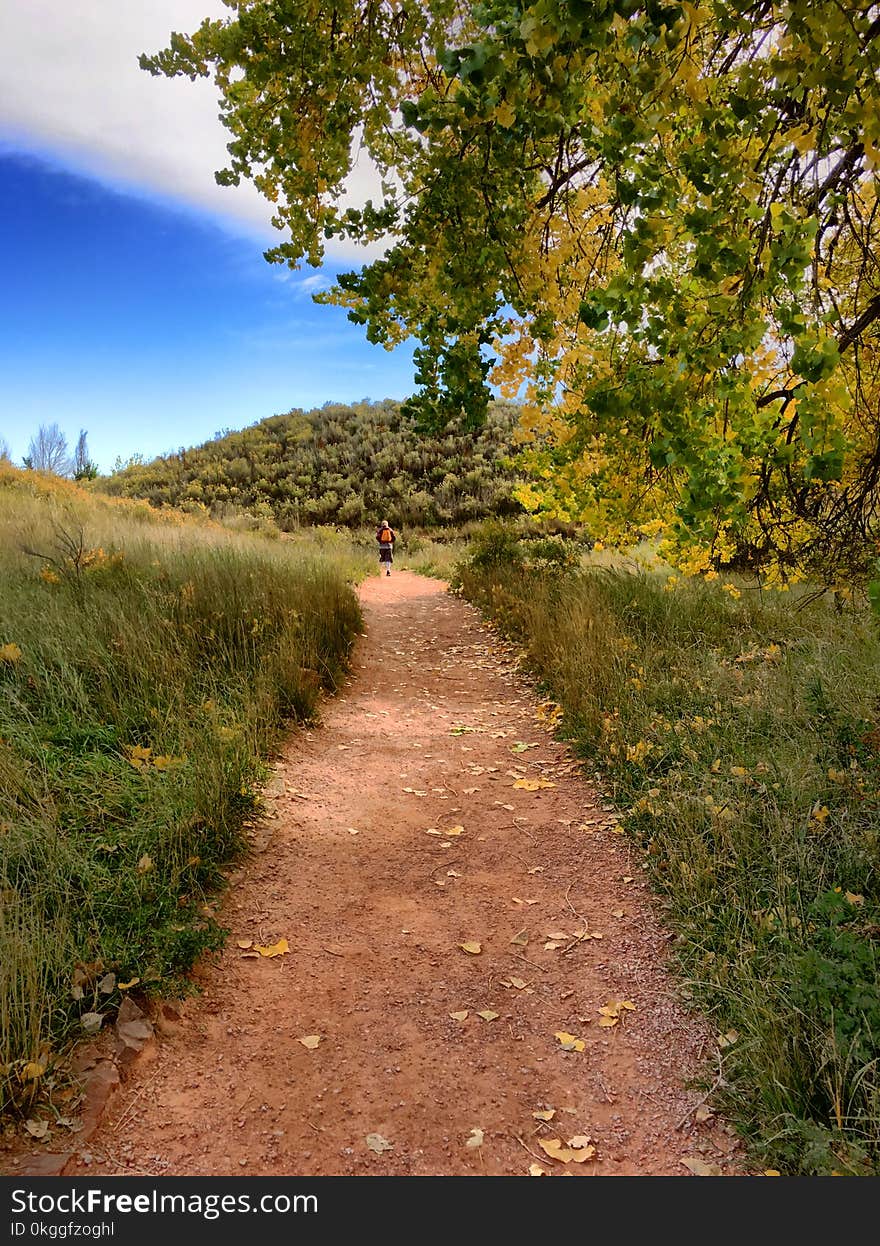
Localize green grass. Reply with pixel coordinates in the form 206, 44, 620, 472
455, 526, 880, 1175
0, 467, 366, 1112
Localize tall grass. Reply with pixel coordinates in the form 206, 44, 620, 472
456, 528, 880, 1174
0, 466, 364, 1111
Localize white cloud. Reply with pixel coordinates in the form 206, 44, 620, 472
0, 1, 382, 261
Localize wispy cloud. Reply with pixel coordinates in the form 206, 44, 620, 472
0, 1, 383, 260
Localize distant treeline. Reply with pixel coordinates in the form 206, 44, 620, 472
100, 400, 525, 530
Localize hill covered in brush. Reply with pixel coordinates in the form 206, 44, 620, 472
101, 400, 525, 530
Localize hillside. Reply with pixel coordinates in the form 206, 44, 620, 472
101, 399, 525, 530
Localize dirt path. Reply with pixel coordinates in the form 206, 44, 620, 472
57, 572, 741, 1176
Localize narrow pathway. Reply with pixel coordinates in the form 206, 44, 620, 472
62, 572, 741, 1176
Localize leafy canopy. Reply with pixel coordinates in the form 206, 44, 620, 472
142, 1, 880, 582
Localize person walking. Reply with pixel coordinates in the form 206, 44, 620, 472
376, 518, 396, 576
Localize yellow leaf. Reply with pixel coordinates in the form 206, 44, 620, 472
494, 99, 516, 128
682, 1157, 722, 1176
611, 909, 624, 918
509, 977, 527, 990
545, 930, 568, 941
117, 977, 140, 991
554, 1031, 585, 1052
528, 1163, 546, 1176
450, 1011, 469, 1022
476, 1009, 499, 1022
255, 937, 290, 958
532, 1109, 555, 1121
465, 1127, 484, 1149
152, 754, 184, 771
717, 1029, 739, 1048
126, 745, 153, 770
763, 1169, 781, 1177
22, 1062, 46, 1081
298, 1034, 321, 1050
598, 1015, 618, 1028
568, 1135, 592, 1149
459, 941, 482, 955
538, 1137, 596, 1164
236, 939, 253, 949
510, 929, 529, 947
0, 642, 23, 664
446, 825, 465, 836
136, 854, 154, 875
845, 892, 864, 906
513, 778, 556, 791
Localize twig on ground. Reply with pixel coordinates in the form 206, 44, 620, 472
112, 1067, 163, 1134
674, 1053, 725, 1131
514, 1133, 547, 1165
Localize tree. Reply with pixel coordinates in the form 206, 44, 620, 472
25, 423, 70, 475
72, 429, 99, 480
142, 2, 880, 582
0, 437, 10, 463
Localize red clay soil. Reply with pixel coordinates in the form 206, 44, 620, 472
12, 571, 745, 1177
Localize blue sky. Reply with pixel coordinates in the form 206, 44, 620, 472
0, 3, 414, 473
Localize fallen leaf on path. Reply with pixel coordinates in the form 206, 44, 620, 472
527, 867, 543, 875
24, 1120, 49, 1139
538, 1137, 596, 1164
611, 909, 625, 918
544, 941, 565, 951
366, 1133, 393, 1154
433, 880, 446, 888
439, 841, 452, 848
347, 828, 360, 836
568, 1135, 593, 1148
236, 939, 254, 950
533, 1109, 556, 1122
425, 829, 442, 836
81, 1013, 103, 1035
445, 826, 465, 836
529, 1163, 546, 1176
682, 1157, 722, 1176
694, 1106, 713, 1123
508, 977, 527, 990
463, 787, 480, 795
476, 1010, 499, 1022
513, 779, 556, 791
598, 999, 636, 1027
255, 938, 290, 958
554, 1031, 586, 1053
510, 929, 529, 947
545, 930, 568, 941
450, 1011, 469, 1022
447, 869, 461, 878
298, 1035, 322, 1050
717, 1029, 739, 1048
495, 802, 515, 811
459, 941, 482, 955
511, 742, 539, 753
465, 1128, 484, 1149
118, 977, 140, 991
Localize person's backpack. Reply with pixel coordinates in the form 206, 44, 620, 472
379, 526, 393, 543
